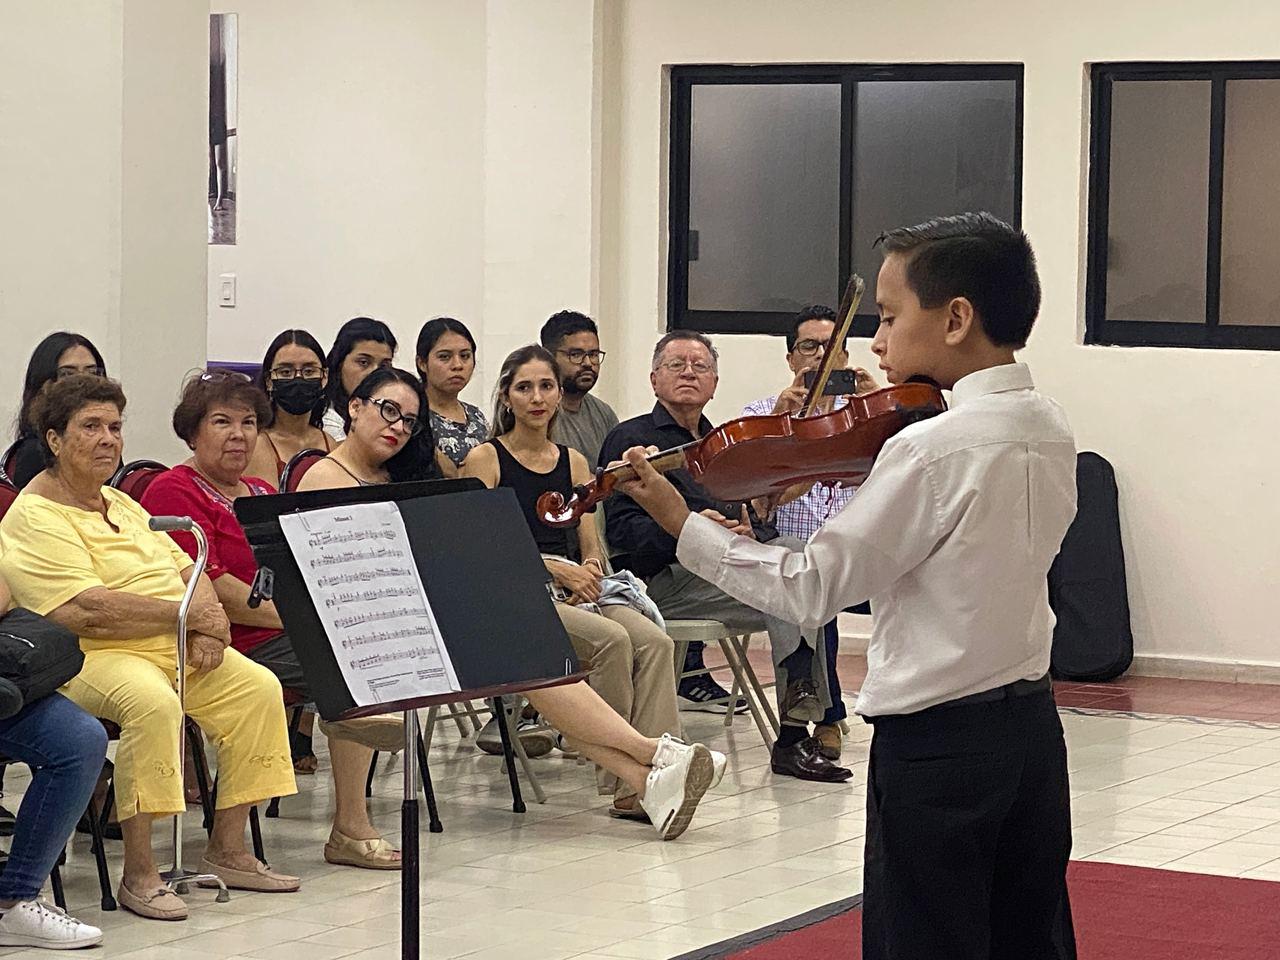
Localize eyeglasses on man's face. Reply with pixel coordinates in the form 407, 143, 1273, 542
657, 357, 715, 376
270, 364, 324, 380
792, 338, 838, 358
557, 349, 607, 366
367, 397, 423, 436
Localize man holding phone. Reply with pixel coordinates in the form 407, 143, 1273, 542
741, 304, 879, 761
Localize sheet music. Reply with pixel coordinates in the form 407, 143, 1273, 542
280, 501, 459, 705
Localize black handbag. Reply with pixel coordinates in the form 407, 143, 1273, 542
0, 608, 86, 720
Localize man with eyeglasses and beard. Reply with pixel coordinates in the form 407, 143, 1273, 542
741, 305, 879, 766
540, 311, 619, 465
598, 331, 851, 782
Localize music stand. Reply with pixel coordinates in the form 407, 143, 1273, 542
235, 479, 586, 960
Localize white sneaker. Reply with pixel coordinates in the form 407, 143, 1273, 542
0, 899, 103, 949
652, 733, 727, 788
639, 742, 714, 840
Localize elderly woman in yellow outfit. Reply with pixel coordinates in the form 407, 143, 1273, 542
0, 375, 299, 922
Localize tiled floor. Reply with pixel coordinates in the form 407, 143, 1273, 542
5, 662, 1280, 960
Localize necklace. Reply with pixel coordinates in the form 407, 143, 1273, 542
329, 454, 382, 486
188, 463, 243, 500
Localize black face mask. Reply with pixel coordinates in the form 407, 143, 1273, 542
271, 377, 324, 416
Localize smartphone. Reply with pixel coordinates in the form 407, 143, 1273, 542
803, 368, 858, 396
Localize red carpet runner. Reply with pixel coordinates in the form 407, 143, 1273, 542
681, 861, 1280, 959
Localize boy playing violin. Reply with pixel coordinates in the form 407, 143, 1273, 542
618, 212, 1078, 960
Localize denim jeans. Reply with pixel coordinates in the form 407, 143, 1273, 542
821, 619, 847, 725
0, 694, 107, 901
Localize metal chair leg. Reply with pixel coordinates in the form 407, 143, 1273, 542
188, 722, 215, 835
84, 795, 117, 912
729, 635, 781, 735
490, 698, 526, 814
415, 732, 443, 833
50, 853, 67, 910
718, 636, 776, 747
500, 698, 545, 804
366, 752, 379, 797
444, 702, 471, 738
249, 805, 266, 864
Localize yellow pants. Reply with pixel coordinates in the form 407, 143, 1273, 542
63, 647, 296, 820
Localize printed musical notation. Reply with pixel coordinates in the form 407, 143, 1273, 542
281, 502, 459, 705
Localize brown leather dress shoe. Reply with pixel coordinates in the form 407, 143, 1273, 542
779, 679, 825, 725
770, 737, 853, 783
813, 723, 843, 761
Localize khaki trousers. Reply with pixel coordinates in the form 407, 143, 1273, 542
555, 603, 681, 798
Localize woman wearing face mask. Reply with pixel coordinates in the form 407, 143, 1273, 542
246, 330, 337, 486
320, 317, 398, 441
415, 317, 487, 468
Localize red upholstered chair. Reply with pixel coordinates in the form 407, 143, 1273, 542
109, 459, 168, 502
0, 440, 19, 485
0, 481, 16, 521
279, 448, 327, 493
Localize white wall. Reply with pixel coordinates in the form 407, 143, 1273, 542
206, 0, 488, 407
1, 0, 208, 464
606, 0, 1280, 670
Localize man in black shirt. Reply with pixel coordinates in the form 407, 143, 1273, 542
599, 331, 850, 782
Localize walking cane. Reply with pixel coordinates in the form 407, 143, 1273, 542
148, 516, 230, 902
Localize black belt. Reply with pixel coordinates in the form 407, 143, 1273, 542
866, 674, 1052, 724
939, 673, 1052, 710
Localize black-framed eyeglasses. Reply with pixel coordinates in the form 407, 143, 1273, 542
366, 397, 423, 436
557, 348, 607, 366
269, 364, 324, 380
792, 338, 835, 357
56, 365, 105, 379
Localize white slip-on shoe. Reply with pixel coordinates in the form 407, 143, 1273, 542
0, 899, 104, 949
652, 733, 727, 788
639, 742, 714, 840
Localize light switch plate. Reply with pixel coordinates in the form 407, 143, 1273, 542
218, 273, 237, 307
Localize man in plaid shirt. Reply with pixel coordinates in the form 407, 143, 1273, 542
742, 304, 879, 761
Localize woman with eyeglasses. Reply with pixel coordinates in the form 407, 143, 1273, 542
246, 330, 337, 486
8, 333, 107, 490
415, 317, 488, 469
321, 317, 398, 441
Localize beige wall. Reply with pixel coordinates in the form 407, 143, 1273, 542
1, 0, 208, 464
206, 0, 488, 405
607, 0, 1280, 670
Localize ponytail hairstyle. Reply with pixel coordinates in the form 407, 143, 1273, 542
348, 366, 440, 483
489, 344, 560, 440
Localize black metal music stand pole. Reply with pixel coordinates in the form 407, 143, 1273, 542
402, 708, 420, 960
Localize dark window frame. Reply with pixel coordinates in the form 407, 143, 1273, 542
1086, 61, 1280, 350
667, 62, 1024, 337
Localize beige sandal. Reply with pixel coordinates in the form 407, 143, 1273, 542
323, 829, 402, 870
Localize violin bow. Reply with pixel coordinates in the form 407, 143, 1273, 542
798, 274, 865, 418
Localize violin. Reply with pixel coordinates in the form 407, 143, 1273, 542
537, 275, 947, 528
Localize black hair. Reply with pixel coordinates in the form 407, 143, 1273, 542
17, 333, 107, 438
258, 329, 328, 428
875, 212, 1041, 349
325, 317, 397, 429
786, 304, 841, 353
490, 345, 560, 439
539, 310, 598, 352
415, 317, 477, 377
348, 366, 439, 483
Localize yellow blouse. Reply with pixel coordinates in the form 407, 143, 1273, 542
0, 487, 195, 656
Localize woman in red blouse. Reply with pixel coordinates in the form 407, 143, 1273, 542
143, 372, 404, 870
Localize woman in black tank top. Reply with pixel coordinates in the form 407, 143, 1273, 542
461, 347, 606, 596
462, 346, 693, 829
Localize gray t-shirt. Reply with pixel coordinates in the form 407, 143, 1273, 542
551, 392, 619, 465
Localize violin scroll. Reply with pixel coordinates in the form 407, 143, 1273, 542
537, 467, 616, 528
